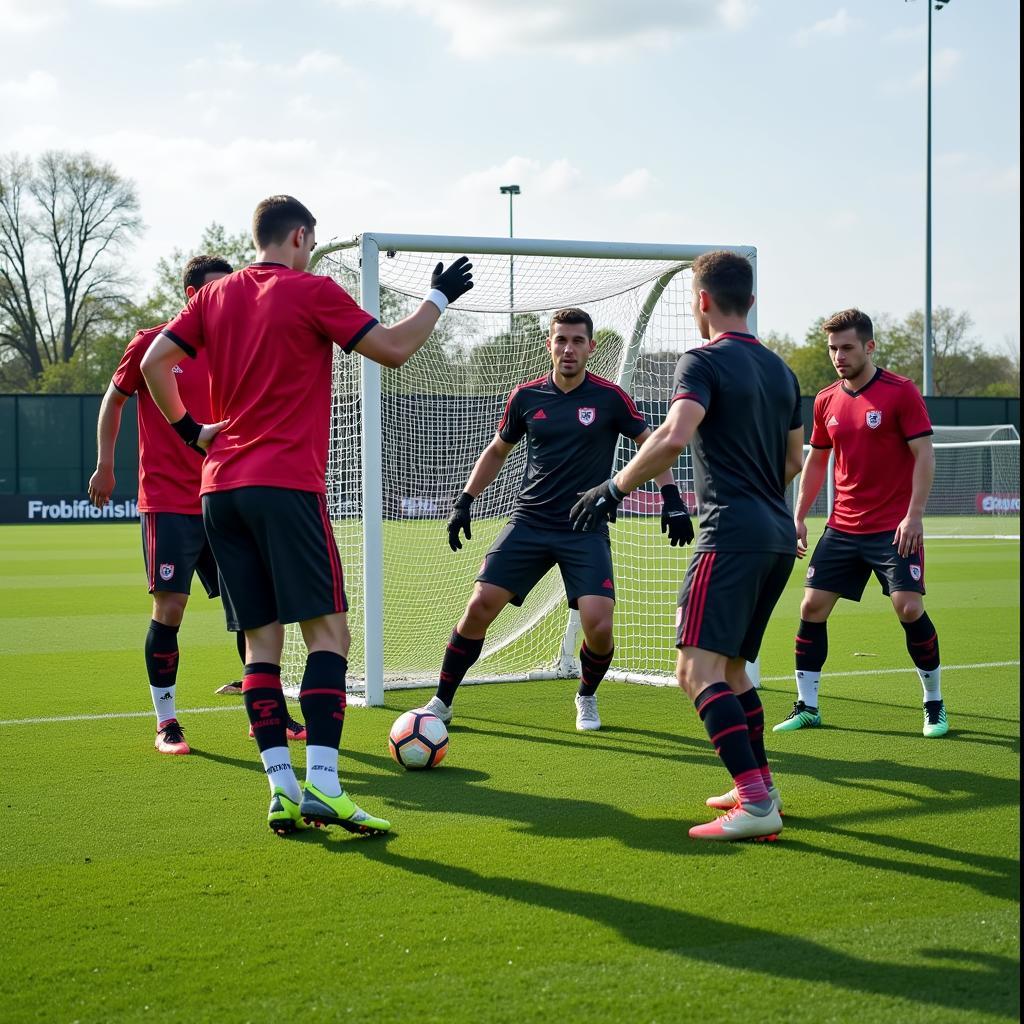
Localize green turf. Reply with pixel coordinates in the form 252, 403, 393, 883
0, 524, 1019, 1023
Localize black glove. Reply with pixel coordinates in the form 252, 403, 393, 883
431, 256, 474, 304
570, 479, 622, 533
660, 483, 694, 547
447, 492, 474, 551
170, 412, 206, 457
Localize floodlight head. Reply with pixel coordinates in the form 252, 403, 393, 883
499, 184, 521, 195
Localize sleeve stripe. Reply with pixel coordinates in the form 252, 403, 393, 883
904, 430, 934, 441
809, 442, 832, 450
588, 375, 643, 418
343, 317, 378, 353
162, 329, 196, 359
670, 392, 707, 408
497, 387, 520, 432
111, 380, 133, 397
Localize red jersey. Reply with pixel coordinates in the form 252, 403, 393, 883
161, 263, 377, 495
112, 324, 213, 515
810, 367, 933, 533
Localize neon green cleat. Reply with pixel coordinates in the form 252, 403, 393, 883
773, 701, 822, 732
300, 782, 391, 836
923, 700, 949, 738
268, 788, 305, 837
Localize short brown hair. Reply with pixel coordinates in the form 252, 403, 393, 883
550, 307, 593, 338
252, 195, 316, 248
182, 254, 233, 295
823, 308, 873, 343
691, 251, 753, 316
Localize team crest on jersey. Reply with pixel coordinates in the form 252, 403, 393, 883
910, 565, 922, 581
806, 566, 816, 580
159, 563, 175, 581
866, 410, 882, 429
577, 407, 596, 426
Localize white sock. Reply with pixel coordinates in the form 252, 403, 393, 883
795, 671, 821, 709
918, 666, 942, 702
260, 746, 301, 803
306, 745, 342, 797
151, 685, 177, 727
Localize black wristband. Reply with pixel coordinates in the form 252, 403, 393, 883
171, 412, 202, 447
454, 492, 474, 510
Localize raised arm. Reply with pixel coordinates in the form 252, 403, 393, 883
894, 435, 934, 557
447, 434, 516, 552
353, 258, 474, 369
87, 382, 130, 507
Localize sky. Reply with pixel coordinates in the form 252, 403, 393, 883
0, 0, 1019, 348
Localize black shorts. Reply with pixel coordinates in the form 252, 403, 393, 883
676, 550, 795, 662
140, 512, 219, 598
202, 487, 347, 631
805, 526, 926, 601
476, 520, 616, 608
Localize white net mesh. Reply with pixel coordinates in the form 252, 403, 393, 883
282, 239, 713, 694
925, 440, 1020, 537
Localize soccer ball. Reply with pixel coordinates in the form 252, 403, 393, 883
389, 710, 449, 770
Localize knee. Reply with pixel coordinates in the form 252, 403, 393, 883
675, 657, 697, 697
893, 594, 924, 622
465, 593, 500, 629
153, 593, 187, 626
800, 594, 829, 623
582, 616, 614, 653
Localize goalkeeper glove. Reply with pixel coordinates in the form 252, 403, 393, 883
426, 256, 474, 313
570, 478, 624, 533
447, 492, 474, 551
660, 483, 694, 547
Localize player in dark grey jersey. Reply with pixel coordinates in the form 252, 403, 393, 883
417, 307, 691, 732
572, 252, 805, 841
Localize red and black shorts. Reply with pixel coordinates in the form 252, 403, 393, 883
805, 526, 926, 601
140, 511, 219, 598
676, 550, 795, 662
202, 487, 347, 631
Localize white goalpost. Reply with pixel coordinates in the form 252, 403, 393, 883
282, 232, 759, 705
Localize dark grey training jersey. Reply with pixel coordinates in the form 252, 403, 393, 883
671, 332, 802, 553
498, 371, 648, 530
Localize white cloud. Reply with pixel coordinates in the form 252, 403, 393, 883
337, 0, 755, 60
0, 70, 58, 101
185, 45, 350, 79
911, 47, 962, 88
287, 51, 346, 76
454, 157, 583, 200
94, 0, 183, 7
605, 168, 655, 199
0, 0, 64, 32
794, 8, 859, 47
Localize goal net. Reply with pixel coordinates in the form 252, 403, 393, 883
282, 233, 757, 703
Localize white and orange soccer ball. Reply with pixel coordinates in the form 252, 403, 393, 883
388, 710, 449, 770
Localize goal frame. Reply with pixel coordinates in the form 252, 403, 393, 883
309, 233, 758, 706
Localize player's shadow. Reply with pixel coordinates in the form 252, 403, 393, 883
838, 724, 1019, 754
339, 747, 737, 859
189, 747, 266, 776
360, 851, 1020, 1020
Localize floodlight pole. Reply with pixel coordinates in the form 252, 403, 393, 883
500, 184, 520, 337
924, 0, 935, 396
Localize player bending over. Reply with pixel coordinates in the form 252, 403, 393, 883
88, 256, 306, 754
572, 252, 804, 842
141, 196, 473, 836
777, 308, 947, 738
419, 307, 691, 732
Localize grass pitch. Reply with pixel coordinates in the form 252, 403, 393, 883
0, 523, 1019, 1023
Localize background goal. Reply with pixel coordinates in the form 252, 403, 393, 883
282, 233, 757, 703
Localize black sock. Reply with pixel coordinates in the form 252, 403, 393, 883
578, 643, 613, 696
298, 651, 347, 749
736, 687, 769, 768
694, 682, 767, 803
901, 612, 940, 671
795, 619, 828, 673
145, 620, 180, 688
235, 630, 246, 666
436, 629, 484, 706
242, 663, 287, 753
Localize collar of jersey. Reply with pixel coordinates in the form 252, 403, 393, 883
249, 261, 290, 269
708, 331, 759, 345
546, 370, 592, 396
841, 366, 882, 397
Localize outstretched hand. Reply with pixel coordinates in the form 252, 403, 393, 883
570, 480, 621, 532
431, 257, 474, 304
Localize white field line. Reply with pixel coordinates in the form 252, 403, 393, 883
1, 660, 1018, 726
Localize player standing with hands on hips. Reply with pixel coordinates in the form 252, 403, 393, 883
777, 308, 947, 738
141, 195, 473, 836
571, 252, 804, 842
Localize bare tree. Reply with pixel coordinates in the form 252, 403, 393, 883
0, 150, 142, 379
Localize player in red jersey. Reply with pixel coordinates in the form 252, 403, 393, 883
88, 255, 304, 754
776, 308, 947, 738
140, 195, 473, 836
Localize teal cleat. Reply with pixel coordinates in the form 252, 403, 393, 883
923, 700, 949, 738
300, 782, 391, 836
268, 788, 304, 837
773, 701, 822, 733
